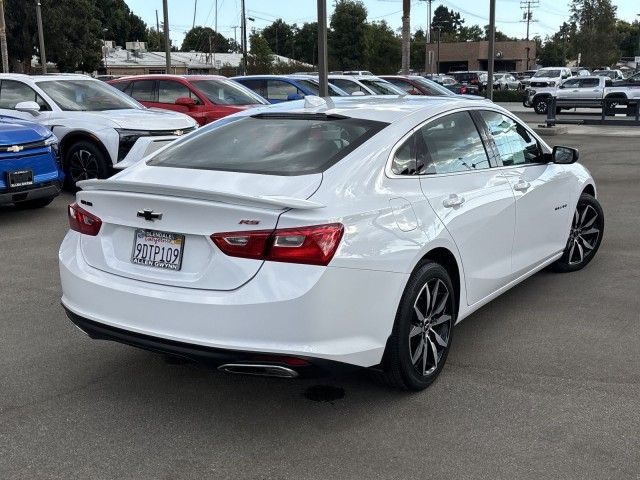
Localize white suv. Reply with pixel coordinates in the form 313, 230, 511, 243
0, 74, 197, 186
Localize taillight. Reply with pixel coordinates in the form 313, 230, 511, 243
68, 202, 102, 236
211, 223, 344, 266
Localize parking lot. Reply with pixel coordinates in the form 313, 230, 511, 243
1, 131, 639, 479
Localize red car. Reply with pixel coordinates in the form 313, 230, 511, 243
109, 75, 268, 126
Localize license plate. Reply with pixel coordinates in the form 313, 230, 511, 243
131, 229, 185, 271
7, 170, 33, 188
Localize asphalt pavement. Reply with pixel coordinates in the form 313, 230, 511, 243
1, 132, 639, 479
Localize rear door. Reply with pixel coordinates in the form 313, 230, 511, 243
266, 80, 303, 103
578, 77, 603, 102
414, 110, 516, 305
152, 79, 208, 124
476, 110, 572, 277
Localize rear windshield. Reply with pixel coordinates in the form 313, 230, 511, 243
148, 114, 388, 175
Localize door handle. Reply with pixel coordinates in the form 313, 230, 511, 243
513, 179, 531, 192
443, 194, 465, 208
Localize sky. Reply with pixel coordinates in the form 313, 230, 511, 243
124, 0, 640, 50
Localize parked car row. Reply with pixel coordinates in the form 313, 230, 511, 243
1, 70, 487, 205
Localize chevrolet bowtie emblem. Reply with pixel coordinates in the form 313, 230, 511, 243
137, 209, 163, 221
173, 129, 184, 136
7, 145, 23, 152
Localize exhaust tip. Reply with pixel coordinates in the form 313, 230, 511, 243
218, 363, 299, 378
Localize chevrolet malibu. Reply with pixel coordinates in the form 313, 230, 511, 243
59, 96, 603, 390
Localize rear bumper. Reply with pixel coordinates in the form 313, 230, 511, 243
0, 180, 61, 205
65, 309, 357, 377
59, 231, 408, 368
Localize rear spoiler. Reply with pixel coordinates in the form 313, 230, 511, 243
78, 179, 325, 210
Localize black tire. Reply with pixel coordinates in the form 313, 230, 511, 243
533, 96, 549, 114
14, 196, 55, 209
550, 193, 604, 273
372, 261, 456, 391
604, 96, 624, 116
63, 140, 110, 190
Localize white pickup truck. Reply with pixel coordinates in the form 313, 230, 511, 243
525, 73, 640, 114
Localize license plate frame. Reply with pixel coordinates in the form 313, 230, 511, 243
131, 228, 185, 271
7, 170, 34, 188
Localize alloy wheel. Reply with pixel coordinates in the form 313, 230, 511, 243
409, 278, 452, 376
69, 149, 100, 182
567, 203, 601, 265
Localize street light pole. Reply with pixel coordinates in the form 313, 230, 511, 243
317, 0, 328, 97
487, 0, 496, 100
36, 1, 47, 74
241, 0, 247, 75
162, 0, 171, 73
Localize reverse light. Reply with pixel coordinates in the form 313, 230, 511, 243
211, 223, 344, 266
68, 203, 102, 236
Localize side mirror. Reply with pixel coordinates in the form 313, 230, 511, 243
175, 97, 197, 108
552, 146, 579, 164
287, 93, 304, 101
15, 101, 41, 116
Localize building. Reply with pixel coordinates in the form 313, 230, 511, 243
103, 46, 307, 76
425, 40, 537, 73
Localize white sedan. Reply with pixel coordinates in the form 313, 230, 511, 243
59, 96, 603, 390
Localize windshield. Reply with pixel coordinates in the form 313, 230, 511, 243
148, 114, 388, 175
413, 77, 451, 96
36, 79, 142, 111
534, 70, 561, 78
359, 79, 403, 95
297, 79, 345, 97
191, 79, 267, 105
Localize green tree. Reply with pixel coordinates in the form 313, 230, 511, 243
247, 33, 273, 74
458, 25, 483, 42
616, 20, 640, 57
570, 0, 618, 68
410, 28, 426, 73
181, 26, 231, 53
95, 0, 147, 47
292, 22, 317, 65
432, 6, 464, 37
329, 0, 368, 70
262, 19, 295, 57
367, 21, 401, 74
538, 37, 567, 66
146, 28, 165, 51
484, 25, 514, 42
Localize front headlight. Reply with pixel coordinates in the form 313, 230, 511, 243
44, 134, 60, 159
115, 129, 155, 161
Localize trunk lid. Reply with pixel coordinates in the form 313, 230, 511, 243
75, 168, 323, 290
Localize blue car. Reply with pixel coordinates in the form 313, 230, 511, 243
231, 75, 348, 103
0, 116, 63, 208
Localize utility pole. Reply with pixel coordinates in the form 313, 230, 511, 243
162, 0, 171, 73
317, 0, 328, 97
192, 0, 197, 29
401, 0, 411, 74
520, 1, 539, 41
436, 26, 441, 74
487, 0, 496, 100
419, 0, 433, 75
155, 9, 160, 32
0, 0, 8, 73
36, 1, 47, 74
241, 0, 247, 75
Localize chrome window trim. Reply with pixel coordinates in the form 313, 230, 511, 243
385, 105, 551, 180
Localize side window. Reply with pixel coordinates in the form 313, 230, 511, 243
0, 80, 50, 111
415, 112, 490, 174
391, 133, 417, 175
158, 80, 196, 104
479, 111, 543, 166
239, 79, 266, 97
562, 78, 580, 88
266, 80, 300, 101
579, 78, 599, 88
130, 80, 155, 102
331, 79, 362, 95
110, 81, 130, 93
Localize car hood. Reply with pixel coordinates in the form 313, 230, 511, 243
0, 115, 51, 145
84, 109, 197, 131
